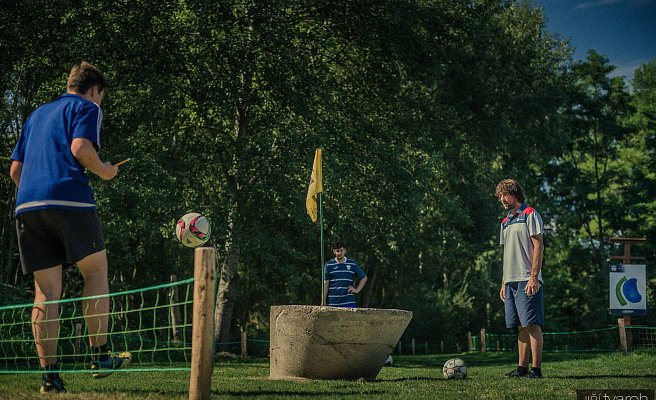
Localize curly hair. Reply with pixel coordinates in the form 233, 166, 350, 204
495, 179, 525, 203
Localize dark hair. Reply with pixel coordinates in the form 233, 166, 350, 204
495, 179, 526, 203
67, 61, 107, 95
332, 240, 346, 250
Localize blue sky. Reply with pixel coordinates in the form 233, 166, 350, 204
533, 0, 656, 81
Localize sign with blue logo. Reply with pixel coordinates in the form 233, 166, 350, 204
609, 264, 647, 316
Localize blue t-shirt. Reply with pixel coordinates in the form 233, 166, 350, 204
324, 257, 366, 307
11, 93, 103, 215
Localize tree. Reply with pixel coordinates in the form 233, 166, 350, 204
542, 51, 634, 329
618, 60, 656, 326
5, 0, 616, 345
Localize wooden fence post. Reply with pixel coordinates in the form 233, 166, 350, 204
74, 323, 82, 354
480, 328, 486, 353
618, 315, 630, 354
189, 248, 217, 400
240, 329, 248, 359
170, 274, 182, 342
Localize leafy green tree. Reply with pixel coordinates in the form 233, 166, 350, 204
0, 0, 80, 288
616, 60, 656, 325
542, 51, 634, 329
9, 0, 644, 348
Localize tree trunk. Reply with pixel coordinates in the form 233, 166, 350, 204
2, 187, 17, 285
361, 264, 376, 307
213, 102, 249, 352
214, 209, 241, 351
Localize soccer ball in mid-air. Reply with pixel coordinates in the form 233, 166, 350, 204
443, 358, 467, 379
176, 213, 211, 248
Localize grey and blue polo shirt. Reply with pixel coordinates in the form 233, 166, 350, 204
499, 204, 543, 283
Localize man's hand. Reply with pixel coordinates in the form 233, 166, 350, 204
99, 161, 119, 180
348, 276, 367, 294
499, 282, 506, 302
525, 276, 540, 297
71, 138, 118, 180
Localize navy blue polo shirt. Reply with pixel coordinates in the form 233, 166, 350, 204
324, 257, 366, 307
11, 93, 103, 215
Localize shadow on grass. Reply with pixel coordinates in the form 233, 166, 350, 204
378, 376, 444, 383
91, 387, 386, 399
395, 351, 619, 368
216, 389, 387, 397
562, 374, 656, 380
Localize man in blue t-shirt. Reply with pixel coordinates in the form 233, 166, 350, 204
323, 241, 368, 308
9, 62, 130, 393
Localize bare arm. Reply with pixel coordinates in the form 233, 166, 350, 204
349, 276, 368, 294
10, 160, 22, 187
71, 138, 117, 180
525, 233, 544, 296
322, 280, 329, 305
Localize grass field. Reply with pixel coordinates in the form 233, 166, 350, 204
0, 350, 655, 399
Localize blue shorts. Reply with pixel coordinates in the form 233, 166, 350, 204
505, 281, 544, 329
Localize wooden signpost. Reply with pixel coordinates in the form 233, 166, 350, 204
609, 237, 646, 353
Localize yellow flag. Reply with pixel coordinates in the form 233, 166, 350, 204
306, 148, 323, 222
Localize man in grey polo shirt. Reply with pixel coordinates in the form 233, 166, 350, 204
496, 179, 544, 379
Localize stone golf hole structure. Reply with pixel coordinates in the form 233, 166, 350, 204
269, 305, 413, 381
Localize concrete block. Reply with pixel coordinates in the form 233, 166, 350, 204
269, 305, 412, 381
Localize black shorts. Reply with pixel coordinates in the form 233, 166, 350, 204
15, 209, 106, 274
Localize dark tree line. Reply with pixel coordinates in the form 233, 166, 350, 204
1, 0, 654, 349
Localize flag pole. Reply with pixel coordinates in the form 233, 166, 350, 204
319, 190, 325, 305
306, 148, 325, 305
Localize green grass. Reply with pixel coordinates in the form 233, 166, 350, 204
1, 351, 655, 399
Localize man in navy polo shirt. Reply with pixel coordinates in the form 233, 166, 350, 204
323, 241, 368, 307
10, 62, 130, 393
496, 179, 545, 379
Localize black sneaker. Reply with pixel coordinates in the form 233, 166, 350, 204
40, 376, 66, 393
505, 368, 529, 378
528, 370, 543, 378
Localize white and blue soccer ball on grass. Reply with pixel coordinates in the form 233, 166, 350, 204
176, 212, 211, 248
384, 355, 393, 366
443, 358, 467, 379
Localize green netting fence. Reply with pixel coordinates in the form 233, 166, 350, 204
471, 326, 656, 352
0, 277, 196, 374
5, 274, 654, 375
